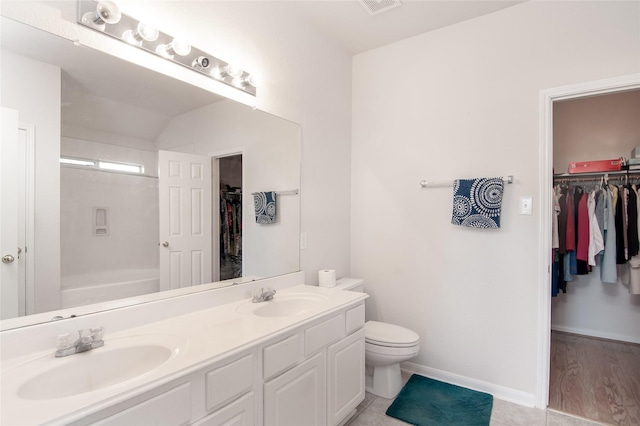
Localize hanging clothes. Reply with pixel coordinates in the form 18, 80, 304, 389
627, 185, 639, 258
587, 190, 604, 266
558, 190, 568, 254
629, 184, 640, 294
601, 186, 618, 283
615, 185, 627, 264
576, 192, 590, 262
566, 190, 576, 252
575, 189, 590, 275
552, 186, 561, 249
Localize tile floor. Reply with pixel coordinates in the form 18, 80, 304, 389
345, 372, 608, 426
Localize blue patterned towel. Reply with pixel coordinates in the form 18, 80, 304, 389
451, 177, 504, 229
254, 191, 276, 224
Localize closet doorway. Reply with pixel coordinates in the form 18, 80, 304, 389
215, 153, 243, 281
547, 85, 640, 425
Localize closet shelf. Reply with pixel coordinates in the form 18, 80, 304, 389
554, 169, 640, 181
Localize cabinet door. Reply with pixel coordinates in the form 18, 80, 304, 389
264, 352, 326, 426
327, 328, 366, 426
192, 392, 254, 426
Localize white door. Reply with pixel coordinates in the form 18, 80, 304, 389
1, 107, 19, 319
158, 150, 212, 291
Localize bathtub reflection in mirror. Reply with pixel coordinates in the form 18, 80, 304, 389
0, 17, 301, 329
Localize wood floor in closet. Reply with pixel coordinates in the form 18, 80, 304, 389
549, 331, 640, 425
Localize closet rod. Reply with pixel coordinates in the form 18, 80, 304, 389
420, 175, 513, 188
554, 170, 640, 183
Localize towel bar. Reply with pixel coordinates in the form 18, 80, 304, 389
420, 175, 513, 188
251, 189, 299, 195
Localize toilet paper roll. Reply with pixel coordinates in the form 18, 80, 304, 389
318, 269, 336, 288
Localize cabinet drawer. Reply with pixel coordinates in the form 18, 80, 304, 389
305, 314, 344, 356
192, 392, 254, 426
206, 354, 254, 412
345, 303, 365, 334
264, 333, 301, 379
95, 383, 191, 426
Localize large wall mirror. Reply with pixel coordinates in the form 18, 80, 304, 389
0, 16, 301, 330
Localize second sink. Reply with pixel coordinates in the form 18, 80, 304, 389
236, 293, 330, 318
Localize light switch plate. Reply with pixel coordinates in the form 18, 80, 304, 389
520, 196, 533, 215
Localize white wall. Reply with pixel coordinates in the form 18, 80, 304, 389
156, 100, 300, 279
551, 90, 640, 343
351, 0, 640, 404
1, 0, 353, 286
1, 50, 61, 314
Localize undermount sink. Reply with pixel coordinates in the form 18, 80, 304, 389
236, 293, 330, 317
2, 334, 188, 400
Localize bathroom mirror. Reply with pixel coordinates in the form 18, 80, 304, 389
0, 17, 301, 330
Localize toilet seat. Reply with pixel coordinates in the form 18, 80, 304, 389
365, 321, 420, 348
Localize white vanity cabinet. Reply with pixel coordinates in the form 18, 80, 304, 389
38, 298, 366, 426
261, 304, 366, 426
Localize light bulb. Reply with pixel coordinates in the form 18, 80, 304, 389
82, 1, 122, 30
155, 44, 173, 59
244, 74, 257, 87
226, 65, 243, 78
171, 39, 191, 56
137, 23, 159, 42
232, 77, 244, 88
122, 30, 140, 46
211, 67, 225, 80
156, 38, 191, 58
123, 22, 159, 46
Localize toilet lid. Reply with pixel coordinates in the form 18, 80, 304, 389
365, 321, 419, 347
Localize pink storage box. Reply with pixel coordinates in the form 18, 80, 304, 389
568, 158, 623, 174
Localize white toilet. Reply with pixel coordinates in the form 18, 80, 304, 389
335, 278, 420, 399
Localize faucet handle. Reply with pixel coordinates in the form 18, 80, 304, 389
252, 288, 263, 300
78, 329, 92, 344
55, 333, 74, 350
90, 326, 104, 341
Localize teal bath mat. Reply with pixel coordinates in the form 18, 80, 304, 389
386, 375, 493, 426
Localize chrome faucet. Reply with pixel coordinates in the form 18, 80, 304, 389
252, 288, 276, 303
55, 327, 105, 357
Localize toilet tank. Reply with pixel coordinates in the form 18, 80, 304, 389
336, 278, 364, 292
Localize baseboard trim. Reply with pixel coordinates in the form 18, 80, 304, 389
400, 362, 537, 408
551, 325, 640, 345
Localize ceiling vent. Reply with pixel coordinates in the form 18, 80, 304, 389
358, 0, 402, 16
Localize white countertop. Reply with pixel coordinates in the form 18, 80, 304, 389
0, 284, 366, 425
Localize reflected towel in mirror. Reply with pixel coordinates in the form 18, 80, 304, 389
254, 191, 276, 224
451, 177, 504, 229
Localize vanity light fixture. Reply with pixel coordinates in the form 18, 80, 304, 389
77, 0, 257, 96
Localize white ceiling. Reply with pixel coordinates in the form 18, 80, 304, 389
286, 0, 526, 54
